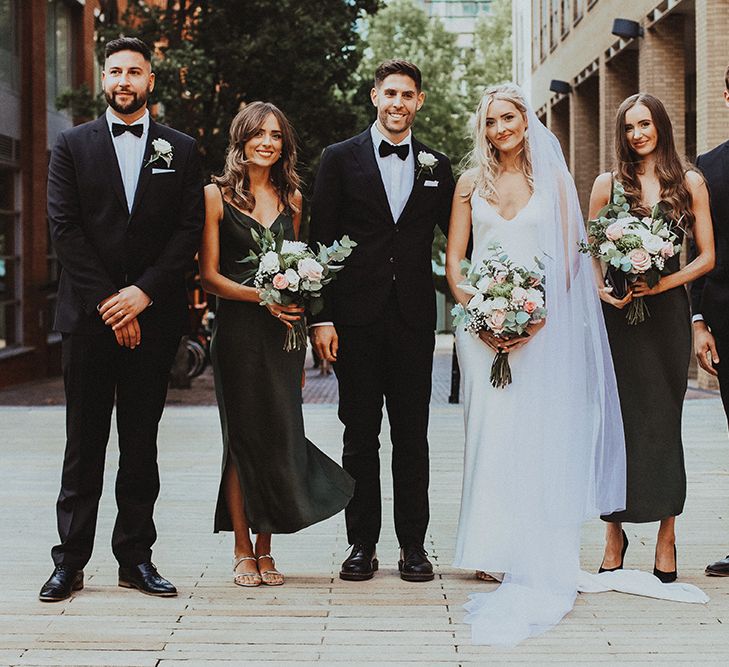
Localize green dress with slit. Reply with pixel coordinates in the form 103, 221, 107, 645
211, 199, 354, 534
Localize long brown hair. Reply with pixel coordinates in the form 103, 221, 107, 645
212, 101, 300, 214
614, 93, 694, 227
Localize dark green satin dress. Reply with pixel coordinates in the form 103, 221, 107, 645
211, 200, 354, 534
602, 191, 690, 524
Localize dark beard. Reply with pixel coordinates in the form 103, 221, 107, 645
105, 88, 149, 115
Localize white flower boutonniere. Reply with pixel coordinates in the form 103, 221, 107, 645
416, 150, 438, 180
144, 138, 174, 169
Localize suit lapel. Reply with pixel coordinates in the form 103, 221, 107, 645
128, 120, 157, 220
92, 116, 128, 213
351, 129, 395, 224
396, 137, 426, 224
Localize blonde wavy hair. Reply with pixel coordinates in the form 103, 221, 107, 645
466, 84, 533, 203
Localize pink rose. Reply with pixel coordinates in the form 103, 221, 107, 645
297, 257, 324, 282
605, 222, 625, 241
272, 273, 290, 290
660, 242, 675, 258
488, 309, 506, 332
627, 248, 651, 273
524, 301, 537, 314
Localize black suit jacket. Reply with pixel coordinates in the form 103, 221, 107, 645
693, 140, 729, 333
309, 127, 455, 329
47, 115, 204, 336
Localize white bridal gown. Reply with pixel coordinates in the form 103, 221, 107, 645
453, 190, 708, 647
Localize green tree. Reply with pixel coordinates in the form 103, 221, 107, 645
60, 0, 380, 185
355, 0, 471, 166
463, 0, 513, 108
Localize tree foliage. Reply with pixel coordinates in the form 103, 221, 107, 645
61, 0, 380, 185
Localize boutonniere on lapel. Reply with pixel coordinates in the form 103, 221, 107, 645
144, 137, 174, 169
416, 151, 438, 181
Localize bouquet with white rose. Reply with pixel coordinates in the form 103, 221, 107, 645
239, 228, 357, 351
578, 180, 682, 324
452, 243, 547, 388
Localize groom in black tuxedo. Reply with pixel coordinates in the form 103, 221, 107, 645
694, 63, 729, 578
40, 37, 204, 601
310, 60, 454, 581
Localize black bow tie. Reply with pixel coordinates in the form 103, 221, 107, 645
378, 140, 409, 161
112, 123, 144, 138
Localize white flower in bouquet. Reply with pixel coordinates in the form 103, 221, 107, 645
260, 250, 280, 274
605, 221, 626, 241
599, 240, 617, 255
642, 233, 665, 255
491, 296, 509, 311
510, 286, 528, 305
660, 241, 675, 258
512, 272, 524, 286
272, 273, 289, 290
281, 240, 308, 255
297, 257, 324, 282
284, 268, 300, 290
469, 292, 485, 309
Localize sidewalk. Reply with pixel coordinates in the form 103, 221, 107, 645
1, 396, 729, 665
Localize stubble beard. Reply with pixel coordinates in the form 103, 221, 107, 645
379, 109, 413, 136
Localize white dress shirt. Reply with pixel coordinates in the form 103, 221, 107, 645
370, 122, 414, 222
105, 107, 150, 212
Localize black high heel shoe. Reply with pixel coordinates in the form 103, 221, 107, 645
598, 529, 629, 573
653, 545, 677, 583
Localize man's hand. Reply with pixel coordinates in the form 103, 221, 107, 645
100, 286, 152, 330
694, 321, 719, 376
312, 325, 338, 363
114, 317, 142, 349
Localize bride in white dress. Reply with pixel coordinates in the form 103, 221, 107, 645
445, 84, 706, 647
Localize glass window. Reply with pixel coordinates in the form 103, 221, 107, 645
573, 0, 584, 22
561, 0, 570, 35
541, 0, 549, 60
550, 0, 560, 48
46, 0, 74, 107
0, 0, 20, 91
0, 167, 19, 349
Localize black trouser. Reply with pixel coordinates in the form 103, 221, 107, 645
334, 292, 435, 547
713, 330, 729, 428
51, 330, 180, 570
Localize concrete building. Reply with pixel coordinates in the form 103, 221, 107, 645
419, 0, 494, 47
513, 0, 729, 214
0, 0, 101, 388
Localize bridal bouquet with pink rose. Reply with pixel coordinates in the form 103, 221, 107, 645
452, 243, 547, 388
578, 180, 682, 324
240, 227, 357, 351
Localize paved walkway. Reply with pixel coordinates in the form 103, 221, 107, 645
2, 397, 729, 665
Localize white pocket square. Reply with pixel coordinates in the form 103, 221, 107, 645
423, 179, 439, 187
152, 168, 175, 174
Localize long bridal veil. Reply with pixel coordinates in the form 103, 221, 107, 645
461, 85, 628, 646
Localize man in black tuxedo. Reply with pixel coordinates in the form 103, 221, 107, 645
39, 37, 204, 601
310, 60, 455, 582
694, 63, 729, 578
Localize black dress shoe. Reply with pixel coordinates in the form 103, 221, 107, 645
705, 554, 729, 577
39, 565, 84, 602
598, 529, 629, 573
654, 545, 677, 583
398, 545, 434, 582
118, 562, 177, 596
339, 544, 378, 581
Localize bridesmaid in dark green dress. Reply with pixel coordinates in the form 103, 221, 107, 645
588, 93, 714, 582
199, 102, 354, 587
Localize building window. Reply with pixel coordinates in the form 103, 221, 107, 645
46, 0, 74, 108
0, 0, 20, 92
532, 0, 540, 68
550, 0, 560, 49
0, 166, 20, 350
573, 0, 584, 22
561, 0, 570, 36
540, 0, 549, 60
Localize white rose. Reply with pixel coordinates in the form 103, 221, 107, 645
512, 273, 523, 286
152, 138, 172, 153
284, 268, 300, 289
525, 288, 544, 307
491, 296, 509, 310
642, 234, 665, 254
599, 240, 617, 255
417, 151, 438, 167
511, 286, 528, 303
260, 250, 280, 273
297, 257, 324, 282
281, 240, 308, 255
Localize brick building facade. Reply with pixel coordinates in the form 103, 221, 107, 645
513, 0, 729, 388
